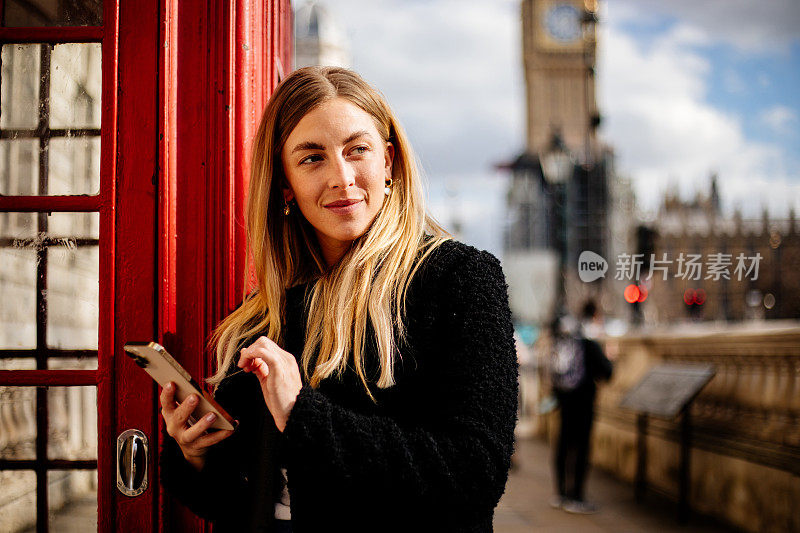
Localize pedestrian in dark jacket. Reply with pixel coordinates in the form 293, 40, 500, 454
548, 308, 612, 514
158, 66, 518, 532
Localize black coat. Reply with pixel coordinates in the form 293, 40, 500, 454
160, 240, 519, 532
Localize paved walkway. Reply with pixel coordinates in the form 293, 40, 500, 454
494, 437, 739, 532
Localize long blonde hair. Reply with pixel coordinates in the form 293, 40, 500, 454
208, 66, 449, 397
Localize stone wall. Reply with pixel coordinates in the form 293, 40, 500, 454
591, 322, 800, 532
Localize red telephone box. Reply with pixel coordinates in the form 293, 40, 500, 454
0, 1, 292, 531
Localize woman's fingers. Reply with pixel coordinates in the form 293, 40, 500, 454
193, 428, 234, 449
163, 393, 200, 435
239, 341, 282, 368
243, 360, 270, 382
158, 383, 234, 467
175, 393, 200, 421
238, 335, 302, 433
240, 357, 270, 381
238, 342, 284, 381
159, 382, 177, 413
181, 411, 219, 444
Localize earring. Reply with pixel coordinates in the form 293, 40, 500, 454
283, 201, 291, 216
384, 178, 393, 196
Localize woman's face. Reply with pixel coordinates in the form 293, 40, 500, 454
281, 97, 394, 266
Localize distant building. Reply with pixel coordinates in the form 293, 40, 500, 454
638, 176, 800, 322
293, 1, 350, 69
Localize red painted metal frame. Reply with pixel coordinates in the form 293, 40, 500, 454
0, 370, 96, 386
0, 195, 103, 211
155, 2, 292, 532
0, 459, 96, 470
113, 0, 159, 530
0, 3, 118, 533
0, 1, 290, 530
0, 26, 103, 42
98, 1, 120, 532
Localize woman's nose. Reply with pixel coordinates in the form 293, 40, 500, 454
328, 155, 355, 189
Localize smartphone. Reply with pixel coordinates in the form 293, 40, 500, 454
123, 342, 236, 431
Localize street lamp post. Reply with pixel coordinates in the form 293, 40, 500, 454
540, 134, 574, 319
581, 6, 598, 168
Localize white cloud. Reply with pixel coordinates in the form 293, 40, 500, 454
598, 14, 800, 217
758, 105, 798, 135
316, 0, 524, 253
612, 0, 800, 54
328, 0, 524, 178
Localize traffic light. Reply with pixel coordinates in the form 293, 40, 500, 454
625, 283, 648, 325
684, 288, 705, 318
624, 284, 648, 303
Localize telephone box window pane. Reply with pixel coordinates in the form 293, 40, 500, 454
48, 470, 97, 532
0, 212, 99, 352
0, 246, 36, 349
0, 470, 36, 529
1, 42, 102, 196
47, 136, 101, 195
47, 211, 99, 239
0, 44, 40, 130
47, 245, 99, 350
0, 387, 36, 459
48, 356, 98, 370
0, 211, 36, 239
3, 0, 103, 27
0, 139, 40, 195
50, 43, 102, 130
0, 359, 36, 369
0, 385, 98, 476
47, 386, 97, 460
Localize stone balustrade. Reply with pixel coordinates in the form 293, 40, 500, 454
516, 321, 800, 532
593, 321, 800, 533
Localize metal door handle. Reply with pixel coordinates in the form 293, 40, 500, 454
117, 429, 148, 496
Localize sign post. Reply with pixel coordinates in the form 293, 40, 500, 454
620, 364, 716, 524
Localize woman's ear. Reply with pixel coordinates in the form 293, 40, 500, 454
282, 185, 294, 203
385, 142, 395, 178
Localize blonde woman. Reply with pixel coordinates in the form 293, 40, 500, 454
159, 66, 518, 532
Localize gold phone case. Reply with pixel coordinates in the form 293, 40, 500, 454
123, 342, 236, 431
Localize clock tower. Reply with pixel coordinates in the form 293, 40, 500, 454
504, 0, 610, 324
522, 0, 597, 160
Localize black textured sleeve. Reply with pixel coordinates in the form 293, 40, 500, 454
282, 244, 519, 520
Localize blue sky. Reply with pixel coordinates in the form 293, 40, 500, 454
708, 42, 800, 160
305, 0, 800, 254
599, 0, 800, 217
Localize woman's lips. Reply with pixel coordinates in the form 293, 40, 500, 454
324, 199, 362, 214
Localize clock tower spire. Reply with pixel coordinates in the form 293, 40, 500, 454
522, 0, 597, 162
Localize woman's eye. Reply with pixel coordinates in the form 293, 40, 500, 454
351, 146, 368, 156
299, 154, 322, 165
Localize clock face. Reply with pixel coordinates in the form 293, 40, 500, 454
544, 3, 581, 44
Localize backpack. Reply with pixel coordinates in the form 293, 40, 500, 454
550, 336, 586, 392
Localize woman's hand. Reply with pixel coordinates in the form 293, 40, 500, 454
160, 382, 234, 471
238, 336, 302, 432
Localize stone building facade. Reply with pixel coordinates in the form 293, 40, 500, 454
293, 1, 350, 69
638, 179, 800, 323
